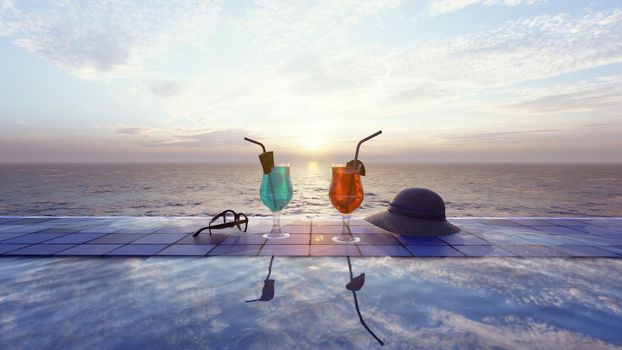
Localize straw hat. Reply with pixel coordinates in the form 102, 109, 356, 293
365, 188, 460, 237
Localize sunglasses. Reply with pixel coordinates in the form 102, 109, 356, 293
193, 210, 248, 237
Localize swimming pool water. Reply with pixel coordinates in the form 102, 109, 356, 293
1, 257, 621, 349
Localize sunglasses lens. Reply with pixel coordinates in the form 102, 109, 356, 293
224, 211, 235, 223
239, 213, 248, 232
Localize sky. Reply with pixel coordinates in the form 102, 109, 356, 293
0, 0, 621, 163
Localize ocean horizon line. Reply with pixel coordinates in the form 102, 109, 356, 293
1, 161, 622, 165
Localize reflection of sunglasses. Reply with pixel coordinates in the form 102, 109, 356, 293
193, 210, 248, 237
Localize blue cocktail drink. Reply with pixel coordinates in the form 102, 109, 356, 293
260, 164, 293, 239
260, 165, 293, 212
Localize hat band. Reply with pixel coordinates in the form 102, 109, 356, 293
388, 203, 446, 221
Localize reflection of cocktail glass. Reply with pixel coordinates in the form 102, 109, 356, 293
260, 164, 293, 239
329, 164, 363, 243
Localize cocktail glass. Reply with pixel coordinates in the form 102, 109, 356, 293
260, 164, 293, 239
329, 164, 363, 243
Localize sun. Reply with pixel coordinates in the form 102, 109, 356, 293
301, 134, 324, 152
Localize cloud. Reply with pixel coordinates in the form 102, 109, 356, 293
448, 129, 558, 142
505, 75, 622, 114
0, 0, 221, 80
391, 9, 622, 87
149, 81, 183, 98
147, 129, 249, 149
1, 2, 621, 162
426, 0, 547, 16
115, 127, 150, 135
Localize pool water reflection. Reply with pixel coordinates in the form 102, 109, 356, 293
1, 257, 621, 349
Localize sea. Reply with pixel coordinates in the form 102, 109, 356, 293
1, 163, 620, 217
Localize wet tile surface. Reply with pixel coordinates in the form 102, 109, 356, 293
157, 245, 215, 256
106, 244, 168, 256
6, 244, 75, 255
58, 244, 122, 256
0, 216, 620, 257
259, 245, 310, 256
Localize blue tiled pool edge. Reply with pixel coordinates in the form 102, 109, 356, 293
0, 216, 620, 258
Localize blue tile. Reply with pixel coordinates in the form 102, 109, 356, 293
35, 228, 82, 234
131, 234, 188, 244
405, 245, 464, 257
312, 225, 348, 234
475, 232, 534, 245
532, 226, 583, 234
552, 245, 620, 257
310, 245, 361, 256
0, 244, 29, 254
508, 218, 554, 226
0, 225, 51, 234
0, 225, 23, 233
157, 245, 215, 256
5, 218, 56, 225
350, 225, 390, 235
519, 234, 584, 246
57, 244, 122, 256
106, 244, 168, 256
1, 233, 67, 244
588, 219, 622, 227
112, 226, 163, 234
6, 244, 75, 255
454, 245, 514, 257
265, 234, 310, 245
359, 245, 412, 256
394, 236, 448, 245
177, 234, 228, 245
599, 246, 622, 255
89, 233, 149, 244
222, 234, 268, 245
259, 245, 310, 256
153, 226, 195, 234
0, 233, 26, 242
281, 225, 312, 234
541, 219, 591, 227
357, 234, 400, 245
499, 245, 567, 257
208, 245, 262, 256
440, 234, 490, 245
476, 219, 525, 227
44, 233, 106, 244
244, 222, 274, 234
78, 225, 122, 234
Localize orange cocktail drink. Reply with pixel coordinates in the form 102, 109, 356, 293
329, 165, 364, 214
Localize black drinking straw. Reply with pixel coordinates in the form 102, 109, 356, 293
354, 130, 382, 161
244, 137, 266, 153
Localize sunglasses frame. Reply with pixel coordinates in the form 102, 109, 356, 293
193, 210, 248, 237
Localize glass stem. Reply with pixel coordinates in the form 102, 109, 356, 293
341, 214, 352, 237
271, 211, 282, 234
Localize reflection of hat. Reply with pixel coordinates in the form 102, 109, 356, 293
365, 188, 460, 237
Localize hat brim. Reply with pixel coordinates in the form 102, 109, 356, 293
365, 211, 460, 237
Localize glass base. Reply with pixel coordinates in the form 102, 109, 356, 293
331, 235, 361, 244
264, 211, 289, 239
331, 214, 359, 243
263, 232, 290, 240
